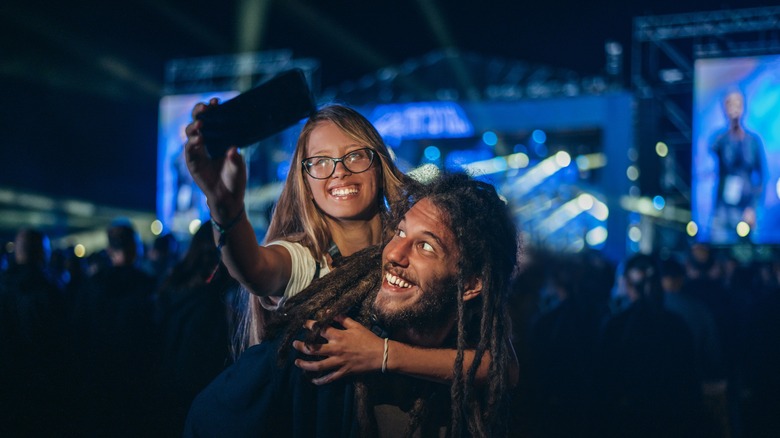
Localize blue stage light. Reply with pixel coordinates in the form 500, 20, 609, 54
534, 142, 548, 157
482, 131, 498, 146
423, 145, 441, 161
277, 162, 291, 181
532, 129, 547, 144
652, 195, 665, 210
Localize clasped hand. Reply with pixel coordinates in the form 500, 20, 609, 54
293, 315, 385, 385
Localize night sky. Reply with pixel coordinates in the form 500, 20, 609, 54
2, 0, 775, 213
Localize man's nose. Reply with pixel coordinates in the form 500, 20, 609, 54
385, 240, 410, 266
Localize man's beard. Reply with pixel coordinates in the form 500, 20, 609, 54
372, 274, 459, 335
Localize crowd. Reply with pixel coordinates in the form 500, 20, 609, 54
0, 221, 240, 437
510, 242, 780, 438
2, 220, 778, 437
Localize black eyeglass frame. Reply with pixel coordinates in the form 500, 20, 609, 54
301, 147, 377, 179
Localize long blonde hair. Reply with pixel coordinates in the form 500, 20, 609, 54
235, 104, 408, 353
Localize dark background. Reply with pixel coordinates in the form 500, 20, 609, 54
1, 0, 774, 214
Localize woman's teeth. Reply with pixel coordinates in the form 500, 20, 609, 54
385, 272, 411, 288
330, 186, 358, 197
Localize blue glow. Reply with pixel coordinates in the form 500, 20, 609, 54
157, 90, 239, 237
533, 142, 548, 157
513, 144, 527, 154
277, 162, 291, 181
423, 145, 441, 161
482, 131, 498, 146
445, 149, 493, 171
370, 102, 474, 141
532, 129, 547, 144
652, 195, 666, 210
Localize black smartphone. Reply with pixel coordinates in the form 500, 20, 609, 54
196, 68, 317, 158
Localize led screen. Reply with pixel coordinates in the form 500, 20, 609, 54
693, 54, 780, 245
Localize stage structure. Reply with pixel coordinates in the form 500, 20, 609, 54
159, 48, 635, 261
324, 50, 634, 262
631, 6, 780, 252
157, 50, 319, 239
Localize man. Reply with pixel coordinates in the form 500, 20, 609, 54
661, 258, 723, 385
709, 89, 766, 243
0, 229, 66, 435
185, 172, 518, 437
592, 253, 704, 438
71, 220, 159, 436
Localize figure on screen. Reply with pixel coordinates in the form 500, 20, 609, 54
709, 89, 766, 243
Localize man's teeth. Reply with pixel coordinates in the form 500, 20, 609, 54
385, 273, 411, 288
330, 186, 358, 196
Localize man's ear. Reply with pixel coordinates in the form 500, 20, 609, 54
463, 277, 483, 302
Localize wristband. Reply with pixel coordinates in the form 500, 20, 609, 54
381, 338, 389, 374
212, 206, 245, 251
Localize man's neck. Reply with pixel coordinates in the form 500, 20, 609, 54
728, 120, 745, 138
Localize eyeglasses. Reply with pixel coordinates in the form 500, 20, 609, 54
301, 147, 376, 179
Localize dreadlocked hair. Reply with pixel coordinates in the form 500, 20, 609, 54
266, 244, 384, 363
402, 172, 519, 437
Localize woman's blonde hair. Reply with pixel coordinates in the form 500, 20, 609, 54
235, 104, 408, 352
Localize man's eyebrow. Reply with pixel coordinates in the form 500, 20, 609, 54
421, 230, 448, 252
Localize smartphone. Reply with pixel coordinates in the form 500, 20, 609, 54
196, 68, 316, 158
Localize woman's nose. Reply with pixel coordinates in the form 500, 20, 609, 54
331, 160, 352, 177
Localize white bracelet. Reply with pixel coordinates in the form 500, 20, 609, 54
381, 337, 389, 373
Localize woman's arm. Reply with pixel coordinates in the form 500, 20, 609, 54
184, 100, 292, 297
292, 315, 519, 387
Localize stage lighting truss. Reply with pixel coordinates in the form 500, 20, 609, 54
631, 5, 780, 202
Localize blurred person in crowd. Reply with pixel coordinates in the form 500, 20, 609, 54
523, 251, 613, 437
687, 245, 748, 436
592, 253, 705, 438
738, 257, 780, 438
709, 89, 766, 244
185, 172, 519, 437
149, 220, 240, 437
662, 257, 729, 436
0, 228, 68, 436
143, 232, 179, 286
70, 220, 159, 436
85, 248, 111, 277
662, 257, 724, 384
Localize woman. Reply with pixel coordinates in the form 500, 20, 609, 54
185, 102, 516, 385
186, 103, 406, 348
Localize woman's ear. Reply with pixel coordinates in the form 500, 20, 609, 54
463, 277, 483, 302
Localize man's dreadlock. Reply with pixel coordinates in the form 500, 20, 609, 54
267, 244, 384, 362
266, 172, 518, 437
406, 173, 518, 437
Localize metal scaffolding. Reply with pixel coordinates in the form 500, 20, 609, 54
630, 6, 780, 251
631, 6, 780, 199
163, 50, 320, 95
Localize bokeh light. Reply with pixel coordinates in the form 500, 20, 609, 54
151, 220, 164, 236
189, 219, 202, 235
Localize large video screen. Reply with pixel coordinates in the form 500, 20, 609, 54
693, 54, 780, 245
